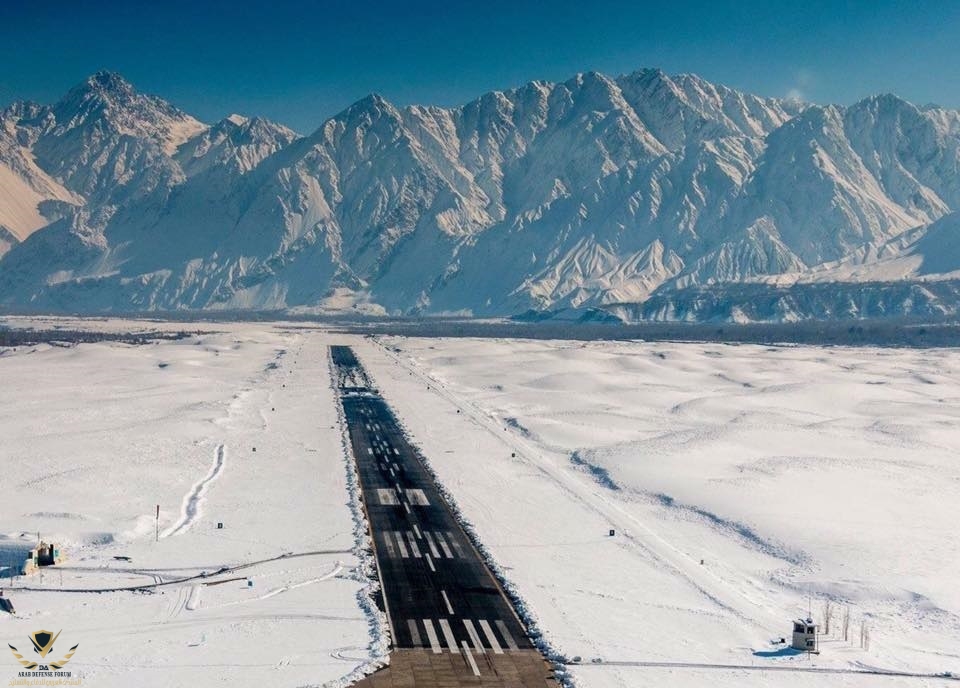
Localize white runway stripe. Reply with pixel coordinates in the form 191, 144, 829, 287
381, 533, 397, 558
438, 618, 459, 653
393, 531, 409, 558
461, 641, 481, 676
495, 620, 520, 650
422, 619, 442, 654
433, 531, 454, 558
405, 488, 430, 505
463, 619, 486, 654
376, 488, 399, 505
445, 531, 467, 558
413, 524, 422, 539
479, 619, 504, 654
423, 531, 441, 558
441, 590, 454, 615
425, 553, 436, 571
407, 619, 423, 647
405, 531, 422, 558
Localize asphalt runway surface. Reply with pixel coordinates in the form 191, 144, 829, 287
331, 346, 557, 686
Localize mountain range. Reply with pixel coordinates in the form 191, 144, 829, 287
3, 69, 960, 321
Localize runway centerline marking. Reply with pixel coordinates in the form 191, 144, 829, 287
424, 531, 441, 558
441, 590, 454, 615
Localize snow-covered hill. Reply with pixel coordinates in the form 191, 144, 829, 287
2, 69, 960, 321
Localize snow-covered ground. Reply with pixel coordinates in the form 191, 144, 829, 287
3, 318, 958, 688
358, 335, 960, 687
0, 320, 380, 687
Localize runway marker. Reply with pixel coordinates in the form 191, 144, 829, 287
393, 531, 409, 558
425, 553, 436, 571
461, 640, 481, 676
407, 619, 423, 647
381, 533, 397, 558
433, 531, 454, 558
406, 531, 422, 558
479, 619, 504, 654
441, 590, 454, 615
367, 447, 373, 455
438, 619, 459, 654
464, 619, 486, 654
376, 488, 399, 505
422, 619, 442, 654
393, 448, 399, 456
445, 531, 467, 558
495, 620, 520, 650
405, 488, 430, 506
413, 524, 422, 539
423, 531, 441, 558
403, 502, 411, 515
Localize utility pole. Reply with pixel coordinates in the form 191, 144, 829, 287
155, 504, 160, 543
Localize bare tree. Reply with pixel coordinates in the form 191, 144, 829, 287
822, 599, 834, 636
842, 606, 850, 642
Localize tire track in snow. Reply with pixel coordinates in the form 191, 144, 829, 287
162, 444, 226, 538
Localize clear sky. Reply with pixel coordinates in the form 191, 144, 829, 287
2, 0, 959, 133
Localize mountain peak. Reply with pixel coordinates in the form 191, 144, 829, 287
83, 70, 134, 94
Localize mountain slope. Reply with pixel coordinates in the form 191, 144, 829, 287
3, 69, 960, 321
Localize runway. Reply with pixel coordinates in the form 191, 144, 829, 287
331, 345, 558, 686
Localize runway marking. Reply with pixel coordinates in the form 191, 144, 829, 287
403, 502, 411, 515
381, 533, 398, 558
393, 531, 409, 558
446, 531, 467, 558
461, 640, 481, 676
393, 448, 399, 456
405, 488, 430, 506
423, 531, 441, 558
376, 488, 399, 505
433, 531, 454, 558
422, 619, 442, 654
389, 467, 396, 478
495, 620, 520, 650
405, 531, 422, 558
479, 619, 504, 654
407, 619, 423, 647
464, 619, 486, 654
441, 590, 454, 615
413, 524, 422, 539
367, 447, 373, 455
425, 553, 436, 572
438, 619, 459, 654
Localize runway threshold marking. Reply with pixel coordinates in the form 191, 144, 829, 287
407, 619, 423, 647
464, 619, 486, 655
439, 618, 460, 654
495, 620, 520, 650
480, 619, 504, 654
423, 619, 442, 654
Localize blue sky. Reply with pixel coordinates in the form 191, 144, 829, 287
1, 0, 959, 133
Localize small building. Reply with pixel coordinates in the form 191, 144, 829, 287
791, 617, 818, 652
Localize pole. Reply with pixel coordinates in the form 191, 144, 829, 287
155, 504, 159, 543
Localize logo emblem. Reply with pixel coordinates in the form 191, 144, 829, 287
8, 629, 78, 670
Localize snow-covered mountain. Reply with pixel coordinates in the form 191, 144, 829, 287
2, 69, 960, 321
